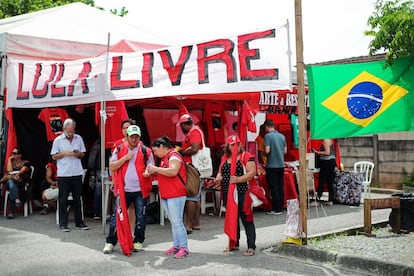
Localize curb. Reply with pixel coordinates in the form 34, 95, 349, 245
272, 242, 414, 275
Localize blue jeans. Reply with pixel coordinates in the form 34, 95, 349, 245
6, 179, 19, 213
163, 196, 188, 249
106, 191, 148, 245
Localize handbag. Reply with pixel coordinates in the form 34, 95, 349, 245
191, 129, 213, 178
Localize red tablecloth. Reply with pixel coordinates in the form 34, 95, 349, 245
257, 168, 299, 210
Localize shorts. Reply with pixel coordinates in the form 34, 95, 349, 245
43, 187, 59, 201
186, 179, 203, 201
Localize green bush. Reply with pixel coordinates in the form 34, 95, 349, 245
402, 167, 414, 187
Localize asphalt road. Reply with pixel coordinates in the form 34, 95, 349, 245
0, 203, 388, 275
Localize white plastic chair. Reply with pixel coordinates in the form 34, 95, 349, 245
3, 166, 34, 217
353, 161, 375, 199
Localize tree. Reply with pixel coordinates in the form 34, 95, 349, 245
365, 0, 414, 64
0, 0, 127, 19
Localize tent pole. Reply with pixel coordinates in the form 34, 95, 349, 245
102, 33, 111, 234
285, 19, 293, 91
294, 0, 308, 244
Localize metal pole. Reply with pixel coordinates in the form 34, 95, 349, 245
294, 0, 308, 244
286, 19, 293, 91
102, 33, 111, 234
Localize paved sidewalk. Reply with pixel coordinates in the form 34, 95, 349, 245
0, 191, 408, 275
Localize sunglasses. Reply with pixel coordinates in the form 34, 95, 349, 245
12, 152, 20, 155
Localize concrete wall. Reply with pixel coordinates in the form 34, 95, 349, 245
338, 134, 414, 190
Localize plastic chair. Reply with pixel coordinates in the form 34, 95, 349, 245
3, 166, 35, 217
294, 169, 326, 217
353, 161, 375, 199
55, 170, 86, 224
201, 186, 216, 215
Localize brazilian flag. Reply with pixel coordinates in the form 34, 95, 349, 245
307, 56, 414, 139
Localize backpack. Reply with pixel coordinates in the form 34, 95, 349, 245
171, 151, 201, 197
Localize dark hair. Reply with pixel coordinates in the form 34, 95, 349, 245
263, 119, 274, 128
151, 135, 172, 148
224, 143, 244, 157
13, 147, 21, 154
121, 119, 136, 129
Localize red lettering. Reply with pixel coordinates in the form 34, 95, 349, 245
16, 63, 29, 99
32, 63, 56, 98
111, 56, 140, 90
238, 29, 278, 80
50, 63, 66, 97
142, 52, 154, 88
197, 39, 236, 84
158, 46, 192, 86
67, 62, 92, 96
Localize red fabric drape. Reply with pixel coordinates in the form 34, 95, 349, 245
224, 145, 239, 250
4, 108, 17, 173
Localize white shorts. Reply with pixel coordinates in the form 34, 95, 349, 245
43, 187, 59, 201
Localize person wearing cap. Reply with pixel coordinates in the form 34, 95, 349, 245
103, 125, 155, 255
51, 118, 89, 231
263, 119, 287, 215
215, 135, 257, 256
177, 114, 204, 233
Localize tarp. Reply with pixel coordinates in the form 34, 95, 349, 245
0, 2, 166, 58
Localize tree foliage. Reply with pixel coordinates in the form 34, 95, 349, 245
0, 0, 127, 19
365, 0, 414, 64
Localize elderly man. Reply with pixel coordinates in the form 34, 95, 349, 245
103, 125, 154, 255
51, 118, 88, 232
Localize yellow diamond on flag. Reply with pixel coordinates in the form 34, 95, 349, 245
322, 71, 408, 127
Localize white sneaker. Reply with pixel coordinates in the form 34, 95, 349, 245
103, 243, 114, 254
267, 211, 283, 215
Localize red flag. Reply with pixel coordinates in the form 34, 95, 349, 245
113, 171, 133, 256
178, 103, 189, 117
4, 108, 17, 173
224, 144, 239, 249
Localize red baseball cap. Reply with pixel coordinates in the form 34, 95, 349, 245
227, 135, 240, 145
176, 114, 192, 126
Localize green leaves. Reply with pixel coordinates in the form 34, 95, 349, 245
365, 0, 414, 65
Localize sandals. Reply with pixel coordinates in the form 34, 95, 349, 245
223, 246, 239, 252
243, 248, 255, 256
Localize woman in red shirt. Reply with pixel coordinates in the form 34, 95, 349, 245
147, 136, 189, 259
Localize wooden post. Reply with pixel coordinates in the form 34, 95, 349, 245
294, 0, 308, 244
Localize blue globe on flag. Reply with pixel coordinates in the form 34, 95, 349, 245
347, 81, 383, 119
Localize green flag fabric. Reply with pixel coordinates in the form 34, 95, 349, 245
307, 56, 414, 139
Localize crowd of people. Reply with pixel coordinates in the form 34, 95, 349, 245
2, 114, 336, 260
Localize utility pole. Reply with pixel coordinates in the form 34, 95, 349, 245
294, 0, 308, 244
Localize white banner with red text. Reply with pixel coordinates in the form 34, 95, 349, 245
6, 28, 290, 108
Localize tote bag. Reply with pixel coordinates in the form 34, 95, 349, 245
191, 129, 213, 178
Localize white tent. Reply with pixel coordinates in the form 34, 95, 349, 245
0, 2, 166, 59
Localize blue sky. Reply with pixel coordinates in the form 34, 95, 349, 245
95, 0, 377, 64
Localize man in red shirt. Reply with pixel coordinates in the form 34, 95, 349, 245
177, 114, 204, 233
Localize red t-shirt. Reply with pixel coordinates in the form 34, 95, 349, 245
182, 126, 204, 163
95, 101, 129, 149
38, 108, 69, 141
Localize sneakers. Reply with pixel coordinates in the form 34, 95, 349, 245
40, 206, 49, 215
174, 247, 190, 259
133, 242, 144, 252
164, 246, 179, 255
76, 223, 90, 230
59, 225, 70, 232
93, 215, 101, 220
267, 211, 283, 215
7, 213, 15, 219
103, 243, 114, 254
323, 201, 333, 206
